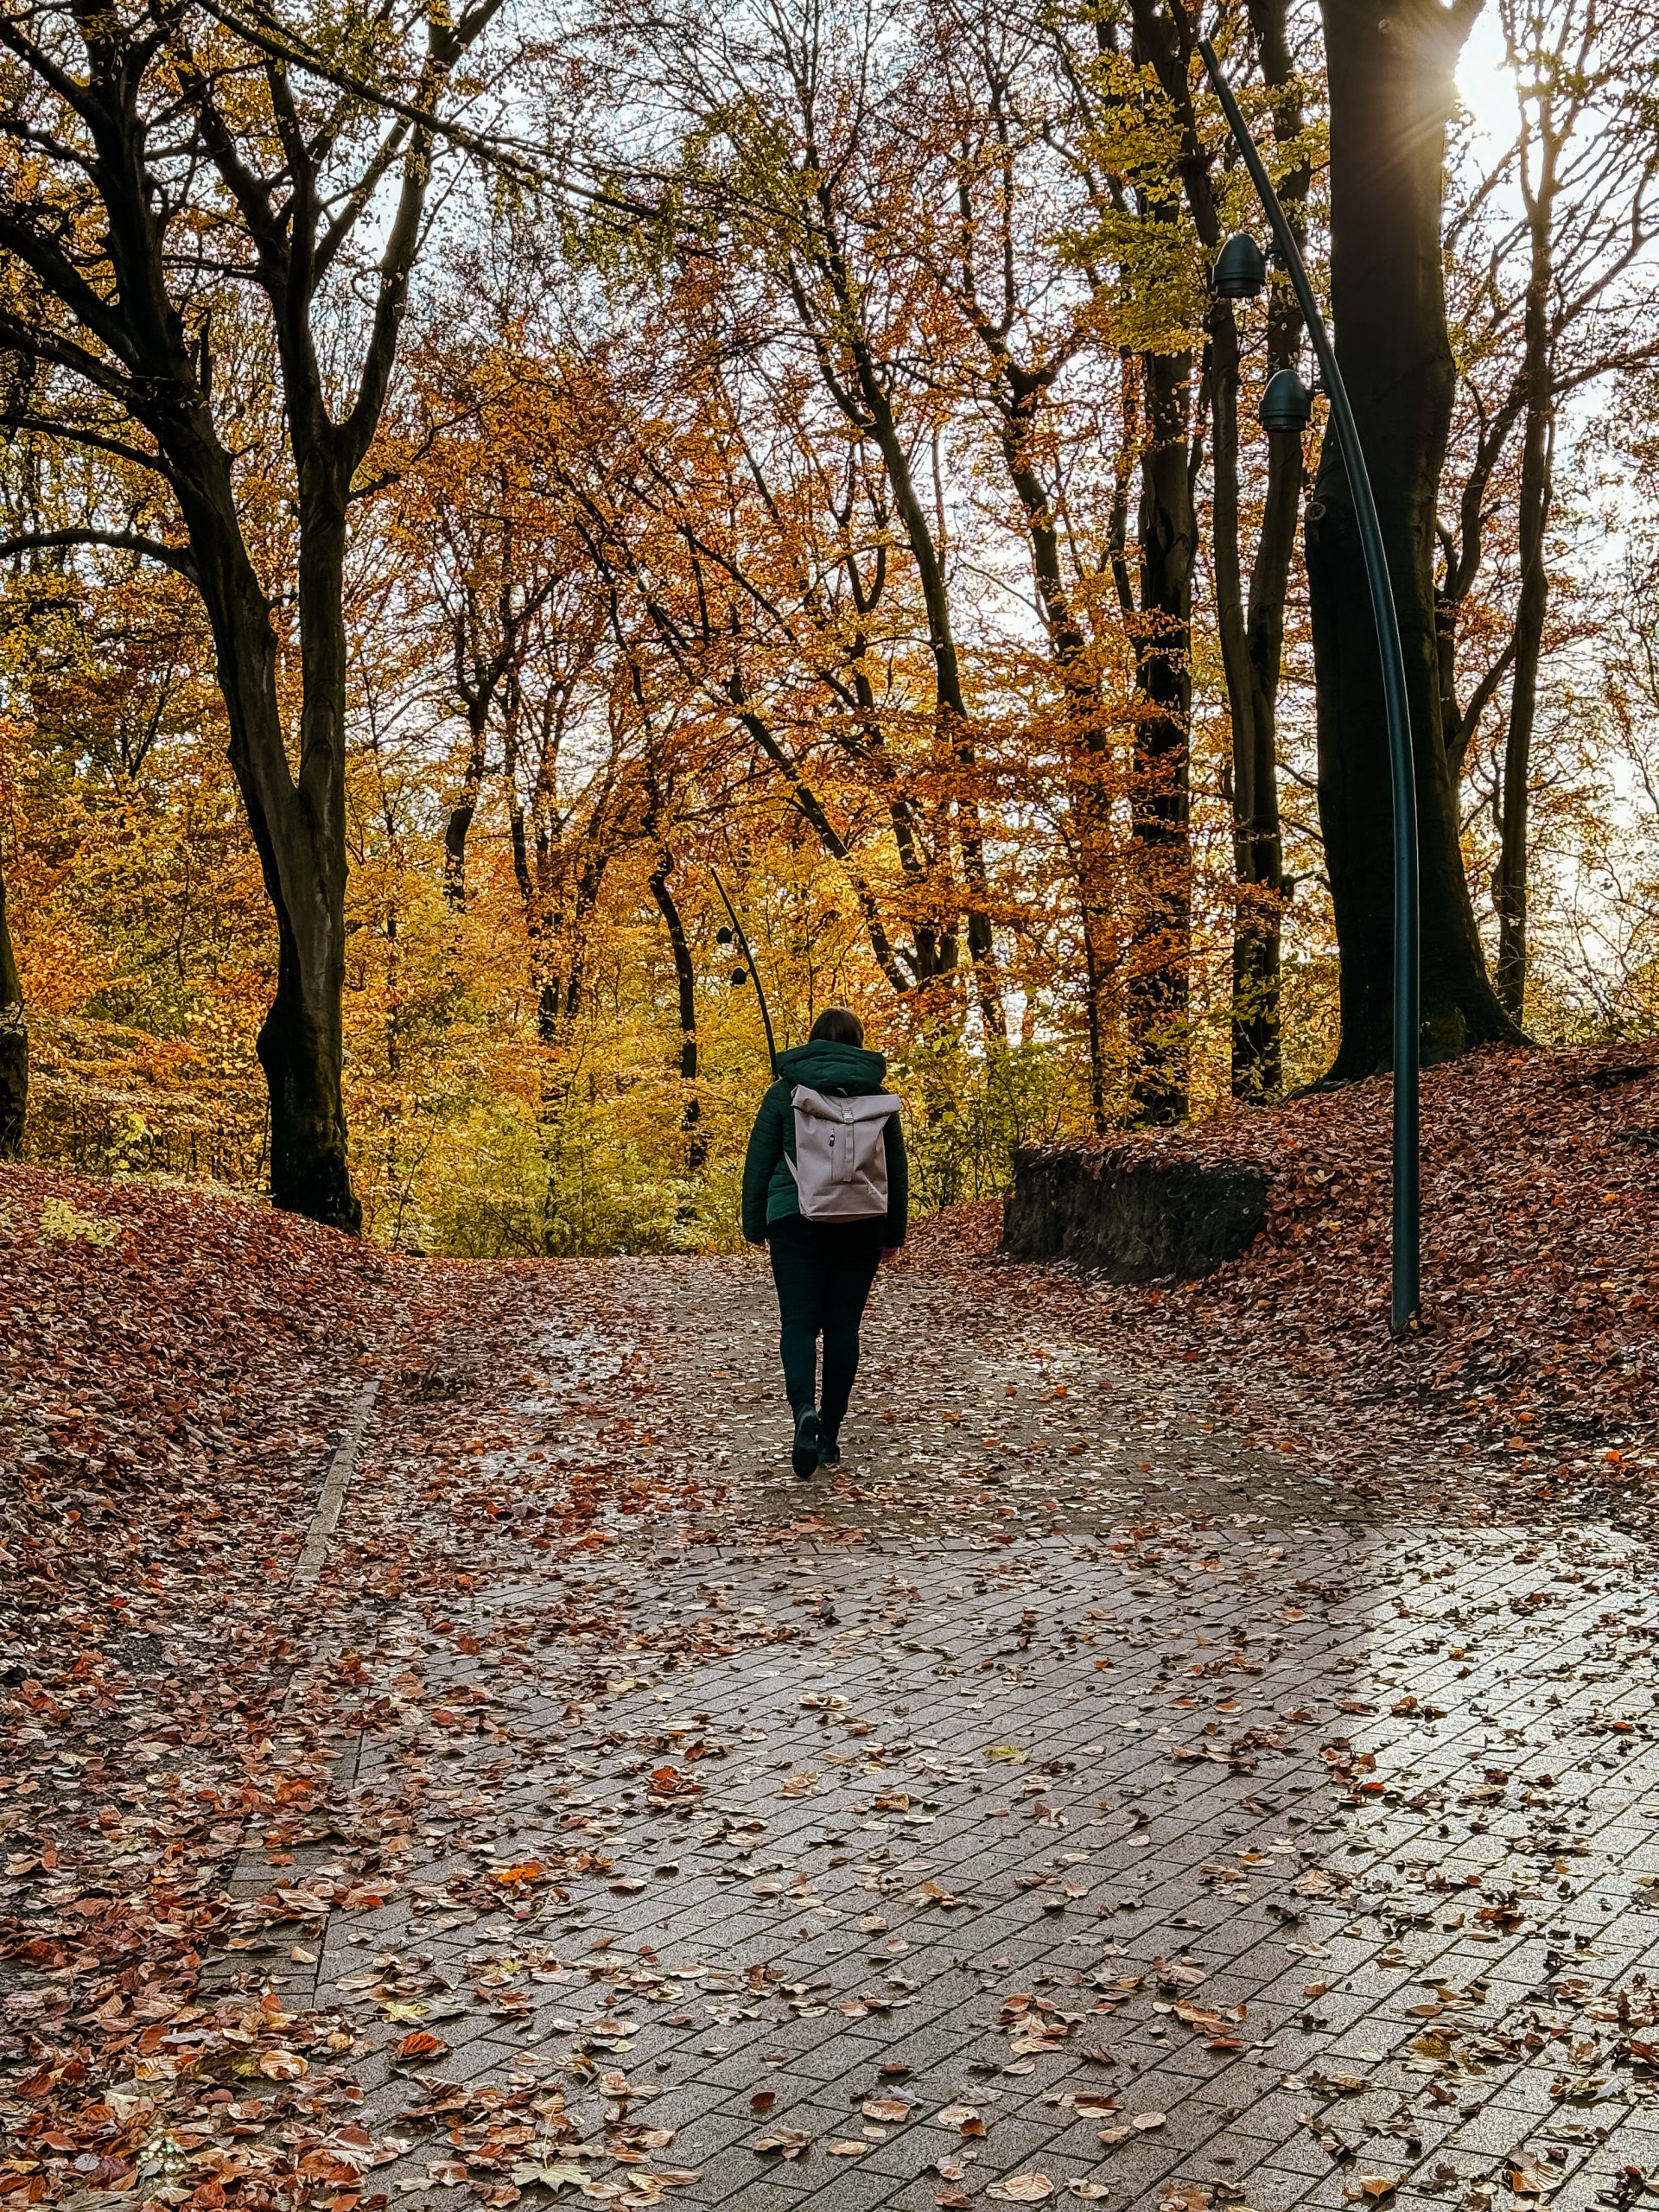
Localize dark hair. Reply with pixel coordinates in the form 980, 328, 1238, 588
810, 1006, 864, 1048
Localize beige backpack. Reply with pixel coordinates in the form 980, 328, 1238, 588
786, 1084, 899, 1220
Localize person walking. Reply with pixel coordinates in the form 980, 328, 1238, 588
741, 1007, 908, 1478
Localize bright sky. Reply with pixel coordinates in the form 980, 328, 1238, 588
1456, 10, 1519, 151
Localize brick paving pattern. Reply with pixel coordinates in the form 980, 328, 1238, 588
221, 1259, 1659, 2212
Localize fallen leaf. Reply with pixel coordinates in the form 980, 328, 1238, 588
751, 2129, 810, 2159
1505, 2162, 1558, 2197
392, 2030, 449, 2063
511, 2158, 592, 2190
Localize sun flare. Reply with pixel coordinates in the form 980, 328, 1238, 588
1457, 10, 1523, 144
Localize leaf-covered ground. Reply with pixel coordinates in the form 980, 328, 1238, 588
912, 1046, 1659, 1491
0, 1168, 389, 2204
3, 1086, 1657, 2212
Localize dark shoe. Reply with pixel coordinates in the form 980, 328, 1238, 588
817, 1430, 842, 1469
791, 1407, 822, 1480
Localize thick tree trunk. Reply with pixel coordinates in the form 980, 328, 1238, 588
99, 97, 364, 1233
1127, 346, 1197, 1124
1308, 0, 1522, 1076
0, 851, 25, 1160
271, 477, 359, 1229
185, 468, 361, 1232
1118, 0, 1203, 1124
256, 909, 356, 1230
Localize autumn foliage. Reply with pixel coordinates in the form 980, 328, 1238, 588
0, 0, 1657, 1247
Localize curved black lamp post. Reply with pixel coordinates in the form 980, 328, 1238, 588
1198, 35, 1421, 1335
711, 867, 779, 1074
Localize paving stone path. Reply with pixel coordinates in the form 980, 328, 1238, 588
223, 1254, 1659, 2212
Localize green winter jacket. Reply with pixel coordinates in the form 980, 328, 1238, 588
741, 1040, 909, 1246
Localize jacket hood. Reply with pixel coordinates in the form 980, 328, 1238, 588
774, 1039, 889, 1094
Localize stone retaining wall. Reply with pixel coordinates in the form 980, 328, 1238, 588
1002, 1145, 1268, 1281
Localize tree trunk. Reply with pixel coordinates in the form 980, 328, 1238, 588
1127, 346, 1197, 1123
647, 850, 708, 1179
0, 849, 25, 1160
1118, 0, 1203, 1126
1493, 168, 1556, 1023
501, 714, 559, 1047
1308, 0, 1522, 1076
188, 468, 361, 1233
255, 905, 356, 1231
1236, 392, 1304, 1101
1124, 0, 1301, 1101
1211, 297, 1292, 1106
1219, 0, 1308, 1103
443, 709, 489, 912
1493, 429, 1550, 1024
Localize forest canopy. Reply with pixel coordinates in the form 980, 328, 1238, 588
2, 0, 1657, 1253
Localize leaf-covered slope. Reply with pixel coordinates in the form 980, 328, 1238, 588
3, 1166, 389, 1637
912, 1045, 1659, 1459
1, 1165, 390, 2192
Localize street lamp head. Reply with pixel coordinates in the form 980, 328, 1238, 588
1213, 232, 1267, 300
1260, 367, 1315, 433
731, 965, 749, 987
715, 925, 734, 945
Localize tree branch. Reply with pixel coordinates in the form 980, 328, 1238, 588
0, 303, 142, 413
0, 413, 171, 476
0, 10, 102, 127
0, 527, 198, 583
0, 213, 145, 378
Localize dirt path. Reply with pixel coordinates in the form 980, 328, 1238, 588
206, 1251, 1659, 2212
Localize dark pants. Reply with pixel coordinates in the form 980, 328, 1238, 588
766, 1215, 884, 1436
